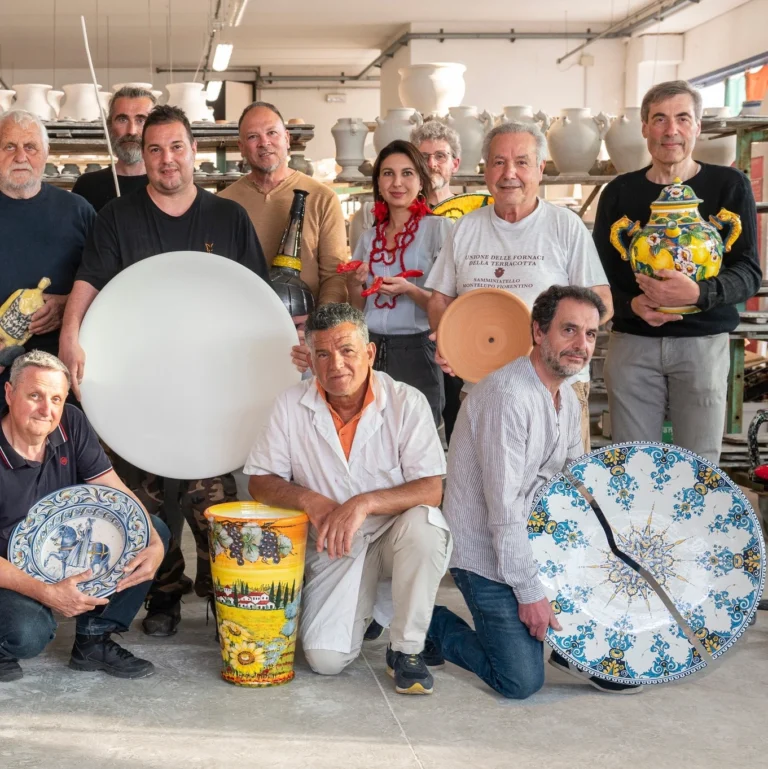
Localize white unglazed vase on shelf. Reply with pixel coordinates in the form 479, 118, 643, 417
547, 107, 610, 175
331, 117, 368, 181
164, 82, 212, 122
11, 84, 55, 120
47, 90, 65, 118
604, 107, 651, 173
447, 106, 492, 175
0, 89, 16, 112
693, 107, 737, 168
499, 105, 551, 130
59, 84, 103, 121
112, 82, 153, 92
398, 63, 466, 115
373, 108, 423, 154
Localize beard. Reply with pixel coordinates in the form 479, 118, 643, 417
430, 171, 449, 191
111, 132, 143, 165
540, 336, 589, 378
0, 164, 40, 193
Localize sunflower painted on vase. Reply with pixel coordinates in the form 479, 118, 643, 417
610, 178, 742, 314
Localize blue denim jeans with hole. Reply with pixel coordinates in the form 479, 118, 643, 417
0, 515, 169, 661
428, 567, 544, 699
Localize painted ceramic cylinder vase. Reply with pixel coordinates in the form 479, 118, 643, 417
11, 84, 55, 120
447, 106, 492, 174
331, 117, 368, 180
604, 107, 651, 173
693, 107, 737, 168
373, 108, 423, 154
60, 84, 104, 121
206, 502, 309, 687
0, 90, 16, 112
610, 178, 742, 314
0, 278, 51, 348
547, 107, 610, 175
398, 63, 466, 115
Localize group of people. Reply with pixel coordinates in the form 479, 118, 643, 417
0, 79, 760, 698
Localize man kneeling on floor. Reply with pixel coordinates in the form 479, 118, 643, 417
427, 285, 642, 697
245, 303, 450, 695
0, 351, 169, 683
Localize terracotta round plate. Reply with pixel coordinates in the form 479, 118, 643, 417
437, 288, 532, 383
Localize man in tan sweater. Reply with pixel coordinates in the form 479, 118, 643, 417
219, 101, 347, 305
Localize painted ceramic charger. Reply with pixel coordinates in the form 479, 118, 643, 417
437, 288, 532, 383
9, 484, 150, 597
432, 192, 494, 221
528, 442, 765, 685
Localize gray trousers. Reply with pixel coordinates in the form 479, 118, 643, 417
604, 331, 730, 464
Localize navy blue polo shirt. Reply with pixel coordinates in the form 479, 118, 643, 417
0, 404, 112, 559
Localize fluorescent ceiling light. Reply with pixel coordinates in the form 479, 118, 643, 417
212, 43, 234, 72
205, 81, 223, 101
227, 0, 249, 27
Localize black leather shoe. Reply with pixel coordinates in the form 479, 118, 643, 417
69, 633, 155, 679
141, 596, 182, 637
364, 619, 386, 641
0, 657, 23, 682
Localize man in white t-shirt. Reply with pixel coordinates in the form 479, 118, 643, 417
426, 121, 613, 451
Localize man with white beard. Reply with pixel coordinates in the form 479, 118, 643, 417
72, 86, 157, 211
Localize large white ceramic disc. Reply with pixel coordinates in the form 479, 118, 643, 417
79, 251, 300, 479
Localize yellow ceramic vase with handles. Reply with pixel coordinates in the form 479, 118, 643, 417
205, 502, 309, 687
609, 178, 741, 314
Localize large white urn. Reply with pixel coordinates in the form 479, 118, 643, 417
112, 82, 153, 91
164, 82, 212, 122
499, 105, 551, 130
11, 84, 55, 120
398, 63, 466, 115
0, 90, 16, 112
546, 107, 610, 175
59, 84, 104, 121
447, 106, 492, 175
373, 108, 423, 154
47, 90, 65, 118
604, 107, 651, 173
693, 107, 737, 168
331, 117, 368, 181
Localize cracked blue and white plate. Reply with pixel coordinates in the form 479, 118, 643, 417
528, 442, 765, 685
9, 484, 150, 598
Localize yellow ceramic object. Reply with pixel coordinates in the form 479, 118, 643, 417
0, 278, 51, 347
205, 502, 309, 687
432, 192, 494, 220
610, 179, 742, 314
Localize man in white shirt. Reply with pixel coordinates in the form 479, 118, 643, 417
426, 121, 613, 451
245, 303, 450, 695
427, 285, 641, 698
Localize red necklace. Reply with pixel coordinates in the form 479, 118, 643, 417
366, 198, 430, 309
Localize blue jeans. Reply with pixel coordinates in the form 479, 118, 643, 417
0, 516, 169, 661
428, 568, 544, 699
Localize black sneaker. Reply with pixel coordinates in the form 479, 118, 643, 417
548, 651, 643, 695
422, 637, 445, 669
141, 595, 182, 637
69, 633, 155, 679
385, 645, 434, 695
364, 619, 386, 641
0, 657, 23, 682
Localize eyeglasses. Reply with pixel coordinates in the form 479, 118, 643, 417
421, 151, 452, 164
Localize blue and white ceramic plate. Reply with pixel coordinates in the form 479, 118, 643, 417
528, 442, 765, 686
9, 484, 150, 598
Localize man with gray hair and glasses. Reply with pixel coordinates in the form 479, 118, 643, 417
72, 85, 157, 211
426, 121, 612, 450
593, 80, 760, 463
0, 109, 95, 387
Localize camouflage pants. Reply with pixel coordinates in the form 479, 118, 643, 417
107, 449, 237, 603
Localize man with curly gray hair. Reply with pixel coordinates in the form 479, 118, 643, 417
410, 118, 462, 206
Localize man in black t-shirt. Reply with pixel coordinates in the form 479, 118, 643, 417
593, 80, 761, 463
59, 105, 270, 637
71, 85, 156, 211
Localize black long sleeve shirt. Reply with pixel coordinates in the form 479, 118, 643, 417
592, 163, 762, 337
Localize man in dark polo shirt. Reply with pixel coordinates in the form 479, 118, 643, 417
59, 104, 270, 637
0, 351, 169, 683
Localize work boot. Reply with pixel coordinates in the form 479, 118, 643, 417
386, 645, 434, 695
0, 657, 23, 682
141, 594, 182, 637
69, 633, 155, 679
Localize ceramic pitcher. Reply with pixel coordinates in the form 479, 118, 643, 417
332, 117, 368, 180
610, 178, 742, 313
499, 105, 551, 130
206, 502, 309, 687
547, 107, 610, 175
60, 84, 103, 121
47, 90, 65, 118
398, 63, 466, 115
164, 82, 211, 122
447, 106, 492, 175
11, 84, 55, 120
373, 108, 423, 154
0, 90, 15, 112
693, 107, 737, 168
604, 108, 651, 173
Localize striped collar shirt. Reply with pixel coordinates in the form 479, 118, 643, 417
443, 356, 583, 603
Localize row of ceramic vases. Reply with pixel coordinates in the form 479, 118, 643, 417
333, 104, 741, 180
0, 82, 215, 122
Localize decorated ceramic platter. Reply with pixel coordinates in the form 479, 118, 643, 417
431, 192, 494, 221
9, 484, 150, 598
528, 442, 765, 686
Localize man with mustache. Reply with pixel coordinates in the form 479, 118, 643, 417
0, 110, 95, 387
72, 86, 156, 211
59, 104, 269, 637
426, 122, 613, 452
592, 80, 761, 463
427, 285, 641, 697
